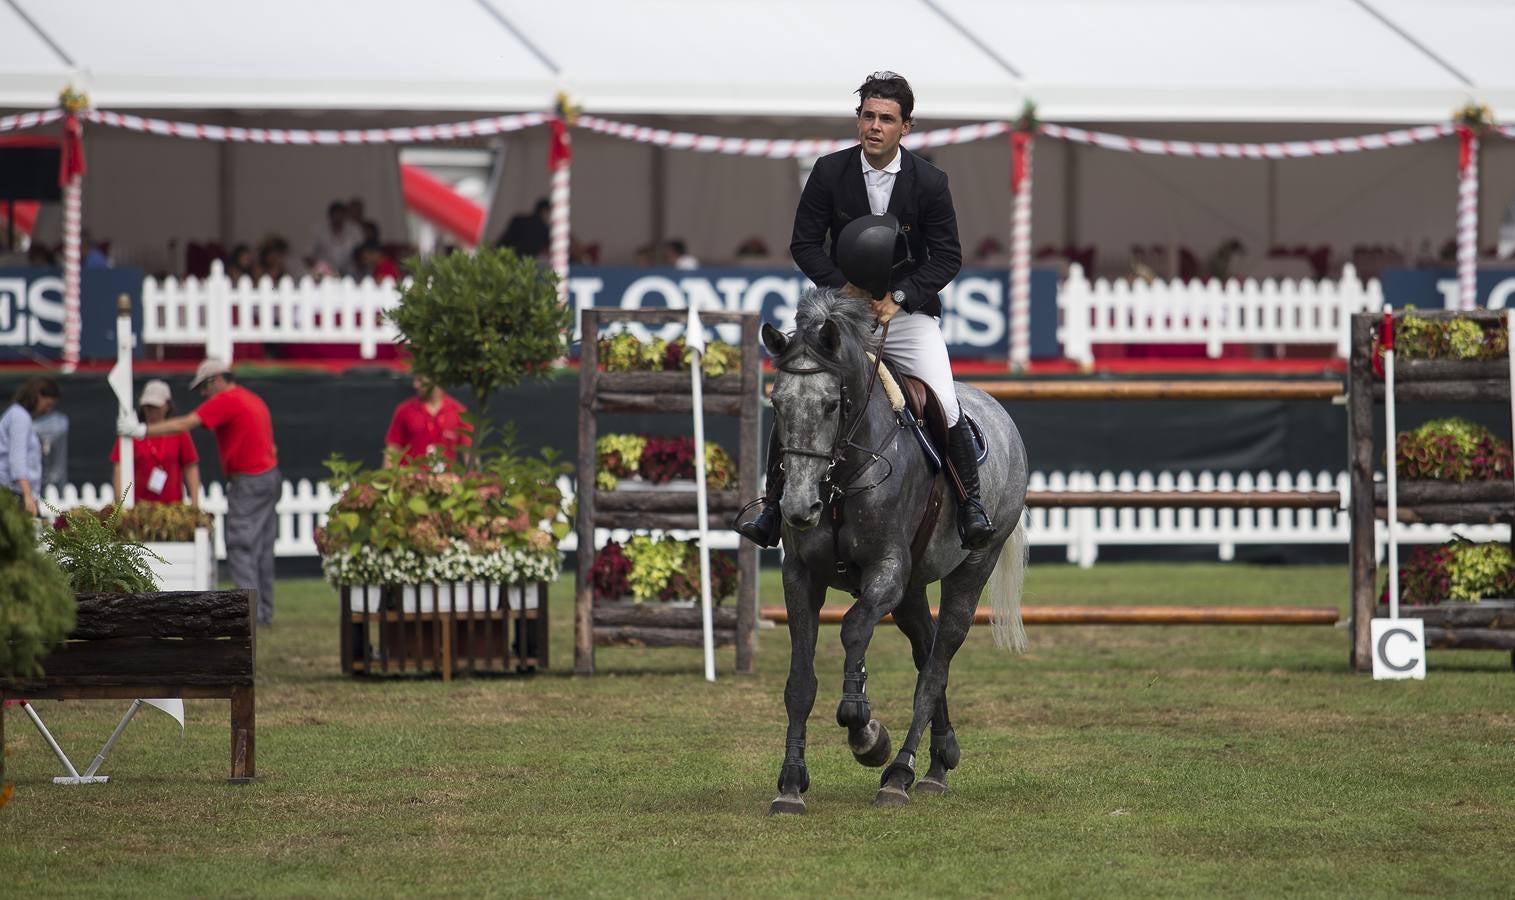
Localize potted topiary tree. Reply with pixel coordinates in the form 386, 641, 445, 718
320, 248, 575, 678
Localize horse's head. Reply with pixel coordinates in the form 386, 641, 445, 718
763, 289, 878, 531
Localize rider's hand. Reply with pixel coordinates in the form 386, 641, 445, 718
871, 295, 901, 325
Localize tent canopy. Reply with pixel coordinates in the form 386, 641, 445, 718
5, 0, 1513, 123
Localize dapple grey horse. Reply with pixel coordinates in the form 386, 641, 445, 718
765, 288, 1028, 814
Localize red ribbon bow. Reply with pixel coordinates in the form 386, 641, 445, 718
60, 112, 86, 185
1457, 125, 1475, 174
1010, 131, 1032, 193
548, 118, 572, 170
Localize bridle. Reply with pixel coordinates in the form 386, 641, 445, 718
775, 321, 895, 505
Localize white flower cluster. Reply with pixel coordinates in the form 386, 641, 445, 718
322, 539, 560, 587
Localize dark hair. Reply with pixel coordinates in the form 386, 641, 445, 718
352, 240, 382, 265
666, 239, 688, 256
854, 71, 915, 122
13, 377, 60, 414
533, 198, 551, 216
327, 201, 347, 217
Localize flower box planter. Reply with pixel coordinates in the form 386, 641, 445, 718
339, 581, 549, 681
142, 527, 216, 591
591, 600, 739, 649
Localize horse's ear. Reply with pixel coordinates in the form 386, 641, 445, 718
818, 319, 841, 356
761, 323, 788, 357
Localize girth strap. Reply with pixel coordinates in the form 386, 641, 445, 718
911, 472, 946, 563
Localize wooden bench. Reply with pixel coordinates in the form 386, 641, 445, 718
1, 590, 257, 782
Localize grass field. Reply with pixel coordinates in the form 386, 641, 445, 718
2, 564, 1513, 897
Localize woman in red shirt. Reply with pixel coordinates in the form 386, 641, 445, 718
111, 379, 200, 506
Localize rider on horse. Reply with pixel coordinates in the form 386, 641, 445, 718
736, 70, 994, 551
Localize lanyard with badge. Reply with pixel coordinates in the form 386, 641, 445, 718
136, 437, 171, 494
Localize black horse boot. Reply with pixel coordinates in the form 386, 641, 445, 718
947, 419, 994, 550
735, 428, 784, 548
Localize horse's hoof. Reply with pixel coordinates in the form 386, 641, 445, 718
850, 720, 892, 768
769, 793, 807, 816
873, 784, 911, 808
915, 775, 949, 795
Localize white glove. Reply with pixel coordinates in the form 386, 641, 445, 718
117, 411, 146, 439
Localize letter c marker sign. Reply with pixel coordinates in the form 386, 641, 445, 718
1370, 618, 1426, 680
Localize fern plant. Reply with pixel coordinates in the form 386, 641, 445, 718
40, 502, 161, 593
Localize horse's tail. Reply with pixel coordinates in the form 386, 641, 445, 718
987, 514, 1029, 653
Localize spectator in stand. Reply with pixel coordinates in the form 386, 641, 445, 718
0, 378, 60, 517
257, 235, 294, 281
496, 198, 551, 259
353, 241, 401, 283
311, 200, 364, 276
111, 379, 199, 506
26, 243, 54, 267
348, 197, 372, 235
633, 244, 657, 266
662, 239, 699, 269
734, 236, 770, 262
83, 230, 110, 268
226, 244, 255, 282
118, 359, 280, 627
385, 374, 470, 464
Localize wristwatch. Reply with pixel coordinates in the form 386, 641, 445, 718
890, 289, 906, 308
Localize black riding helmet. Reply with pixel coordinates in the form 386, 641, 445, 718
836, 213, 908, 300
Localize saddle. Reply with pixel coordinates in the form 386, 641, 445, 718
873, 358, 988, 561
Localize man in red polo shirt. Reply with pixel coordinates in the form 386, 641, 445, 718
118, 358, 281, 627
385, 374, 470, 463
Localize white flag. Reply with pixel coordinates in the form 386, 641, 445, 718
686, 295, 706, 356
142, 699, 185, 734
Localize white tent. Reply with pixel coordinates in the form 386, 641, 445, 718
5, 0, 1514, 121
4, 0, 1514, 277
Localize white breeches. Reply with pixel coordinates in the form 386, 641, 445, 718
880, 311, 959, 427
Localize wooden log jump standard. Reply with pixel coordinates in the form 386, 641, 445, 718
966, 379, 1344, 402
576, 307, 760, 676
760, 605, 1339, 626
1, 590, 258, 782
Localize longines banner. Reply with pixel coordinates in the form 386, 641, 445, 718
567, 266, 1061, 360
1379, 267, 1515, 309
0, 267, 144, 362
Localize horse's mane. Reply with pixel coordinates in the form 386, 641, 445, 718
775, 288, 879, 398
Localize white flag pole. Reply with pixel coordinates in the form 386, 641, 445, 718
687, 300, 716, 682
107, 293, 135, 508
1383, 309, 1398, 620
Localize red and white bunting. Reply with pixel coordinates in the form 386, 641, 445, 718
1039, 122, 1454, 158
576, 115, 1007, 158
83, 109, 548, 144
1496, 124, 1515, 140
0, 108, 63, 133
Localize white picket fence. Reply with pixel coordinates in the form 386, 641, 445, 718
141, 264, 1383, 363
44, 471, 1501, 570
141, 262, 401, 361
1057, 264, 1383, 365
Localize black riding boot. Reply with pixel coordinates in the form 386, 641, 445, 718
947, 419, 994, 550
735, 427, 784, 548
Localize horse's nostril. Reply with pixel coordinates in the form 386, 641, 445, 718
807, 501, 823, 517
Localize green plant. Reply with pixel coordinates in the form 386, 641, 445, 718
612, 534, 737, 603
1383, 310, 1509, 363
598, 329, 741, 375
1385, 537, 1515, 605
62, 504, 214, 543
317, 441, 571, 587
1395, 418, 1512, 482
388, 247, 572, 408
40, 503, 161, 594
0, 491, 75, 680
595, 433, 648, 490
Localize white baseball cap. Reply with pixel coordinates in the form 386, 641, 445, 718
188, 358, 231, 390
137, 379, 172, 408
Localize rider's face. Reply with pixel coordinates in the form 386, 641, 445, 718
856, 97, 911, 167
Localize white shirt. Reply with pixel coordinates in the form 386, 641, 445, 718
860, 148, 902, 216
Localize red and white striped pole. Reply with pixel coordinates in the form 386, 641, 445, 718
548, 98, 575, 306
1456, 125, 1480, 311
59, 89, 88, 373
1008, 119, 1035, 372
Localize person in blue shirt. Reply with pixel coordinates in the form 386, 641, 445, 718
0, 378, 61, 516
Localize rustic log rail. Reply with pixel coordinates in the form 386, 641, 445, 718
576, 307, 761, 675
1, 590, 257, 782
1029, 490, 1341, 509
761, 604, 1339, 626
966, 379, 1344, 402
